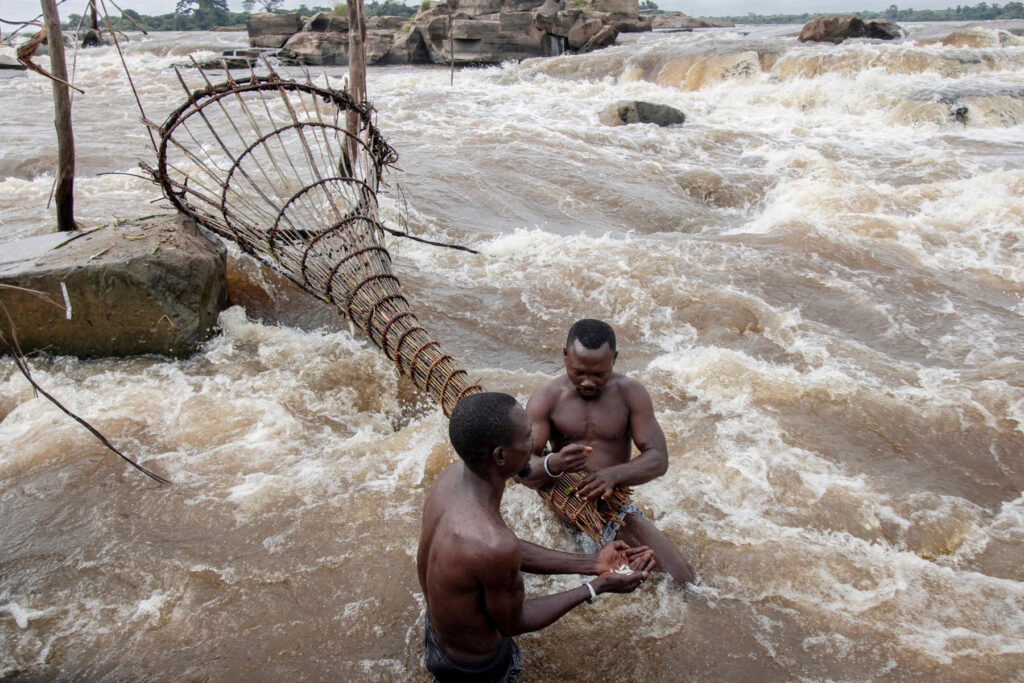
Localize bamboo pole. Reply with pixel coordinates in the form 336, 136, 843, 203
40, 0, 77, 231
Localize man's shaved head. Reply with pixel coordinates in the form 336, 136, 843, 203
566, 319, 616, 352
448, 392, 520, 471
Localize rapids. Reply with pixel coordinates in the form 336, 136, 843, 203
1, 20, 1023, 680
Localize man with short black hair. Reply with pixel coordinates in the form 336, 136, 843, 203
520, 319, 696, 585
418, 392, 654, 682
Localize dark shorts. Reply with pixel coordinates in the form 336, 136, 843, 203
423, 613, 521, 683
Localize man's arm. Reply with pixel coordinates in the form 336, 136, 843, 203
520, 539, 657, 578
482, 538, 645, 637
517, 385, 589, 489
576, 380, 669, 500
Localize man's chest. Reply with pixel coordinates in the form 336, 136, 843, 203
550, 396, 630, 442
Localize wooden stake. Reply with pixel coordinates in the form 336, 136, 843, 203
346, 0, 367, 160
40, 0, 77, 231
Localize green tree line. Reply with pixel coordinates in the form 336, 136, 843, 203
65, 0, 415, 31
713, 2, 1024, 24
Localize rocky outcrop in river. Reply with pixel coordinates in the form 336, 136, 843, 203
252, 0, 678, 67
798, 14, 903, 43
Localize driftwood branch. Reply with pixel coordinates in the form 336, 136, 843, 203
16, 27, 86, 94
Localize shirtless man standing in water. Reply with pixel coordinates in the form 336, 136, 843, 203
519, 319, 697, 585
417, 392, 654, 682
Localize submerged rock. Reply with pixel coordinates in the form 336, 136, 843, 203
605, 100, 685, 127
0, 214, 228, 358
80, 28, 103, 48
939, 28, 1023, 48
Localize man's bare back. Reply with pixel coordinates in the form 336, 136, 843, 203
520, 320, 697, 585
418, 463, 522, 659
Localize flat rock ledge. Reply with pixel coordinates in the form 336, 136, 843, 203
0, 213, 228, 358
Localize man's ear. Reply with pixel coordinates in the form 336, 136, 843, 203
613, 350, 619, 361
492, 446, 505, 466
562, 347, 568, 358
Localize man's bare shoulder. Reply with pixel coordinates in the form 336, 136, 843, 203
456, 522, 521, 575
527, 376, 571, 411
610, 373, 652, 401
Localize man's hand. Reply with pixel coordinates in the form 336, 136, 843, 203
591, 569, 644, 595
593, 541, 631, 575
549, 444, 590, 475
575, 468, 619, 500
594, 541, 656, 579
625, 545, 656, 578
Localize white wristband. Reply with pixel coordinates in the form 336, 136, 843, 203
584, 581, 597, 603
543, 452, 558, 478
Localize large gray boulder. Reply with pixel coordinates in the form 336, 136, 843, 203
866, 18, 903, 40
382, 25, 431, 64
567, 16, 604, 49
533, 7, 582, 36
580, 24, 617, 52
607, 100, 685, 126
246, 12, 302, 48
278, 12, 410, 65
281, 31, 348, 65
799, 14, 901, 43
280, 26, 399, 65
0, 214, 228, 358
302, 10, 347, 33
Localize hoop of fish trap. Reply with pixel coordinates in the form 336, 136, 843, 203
149, 67, 479, 416
148, 67, 630, 540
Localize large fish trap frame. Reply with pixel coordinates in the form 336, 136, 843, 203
148, 68, 479, 416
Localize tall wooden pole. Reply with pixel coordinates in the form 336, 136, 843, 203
40, 0, 77, 231
346, 0, 367, 165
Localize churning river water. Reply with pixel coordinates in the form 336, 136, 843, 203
2, 20, 1024, 680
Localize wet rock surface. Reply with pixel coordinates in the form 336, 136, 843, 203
799, 14, 903, 43
605, 100, 686, 126
0, 214, 228, 358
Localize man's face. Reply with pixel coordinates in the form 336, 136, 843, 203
563, 340, 616, 400
505, 405, 535, 479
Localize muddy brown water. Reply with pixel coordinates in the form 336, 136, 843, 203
2, 21, 1023, 680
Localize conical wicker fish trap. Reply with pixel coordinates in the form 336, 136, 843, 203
149, 68, 479, 416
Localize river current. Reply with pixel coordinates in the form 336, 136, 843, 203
1, 20, 1023, 680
